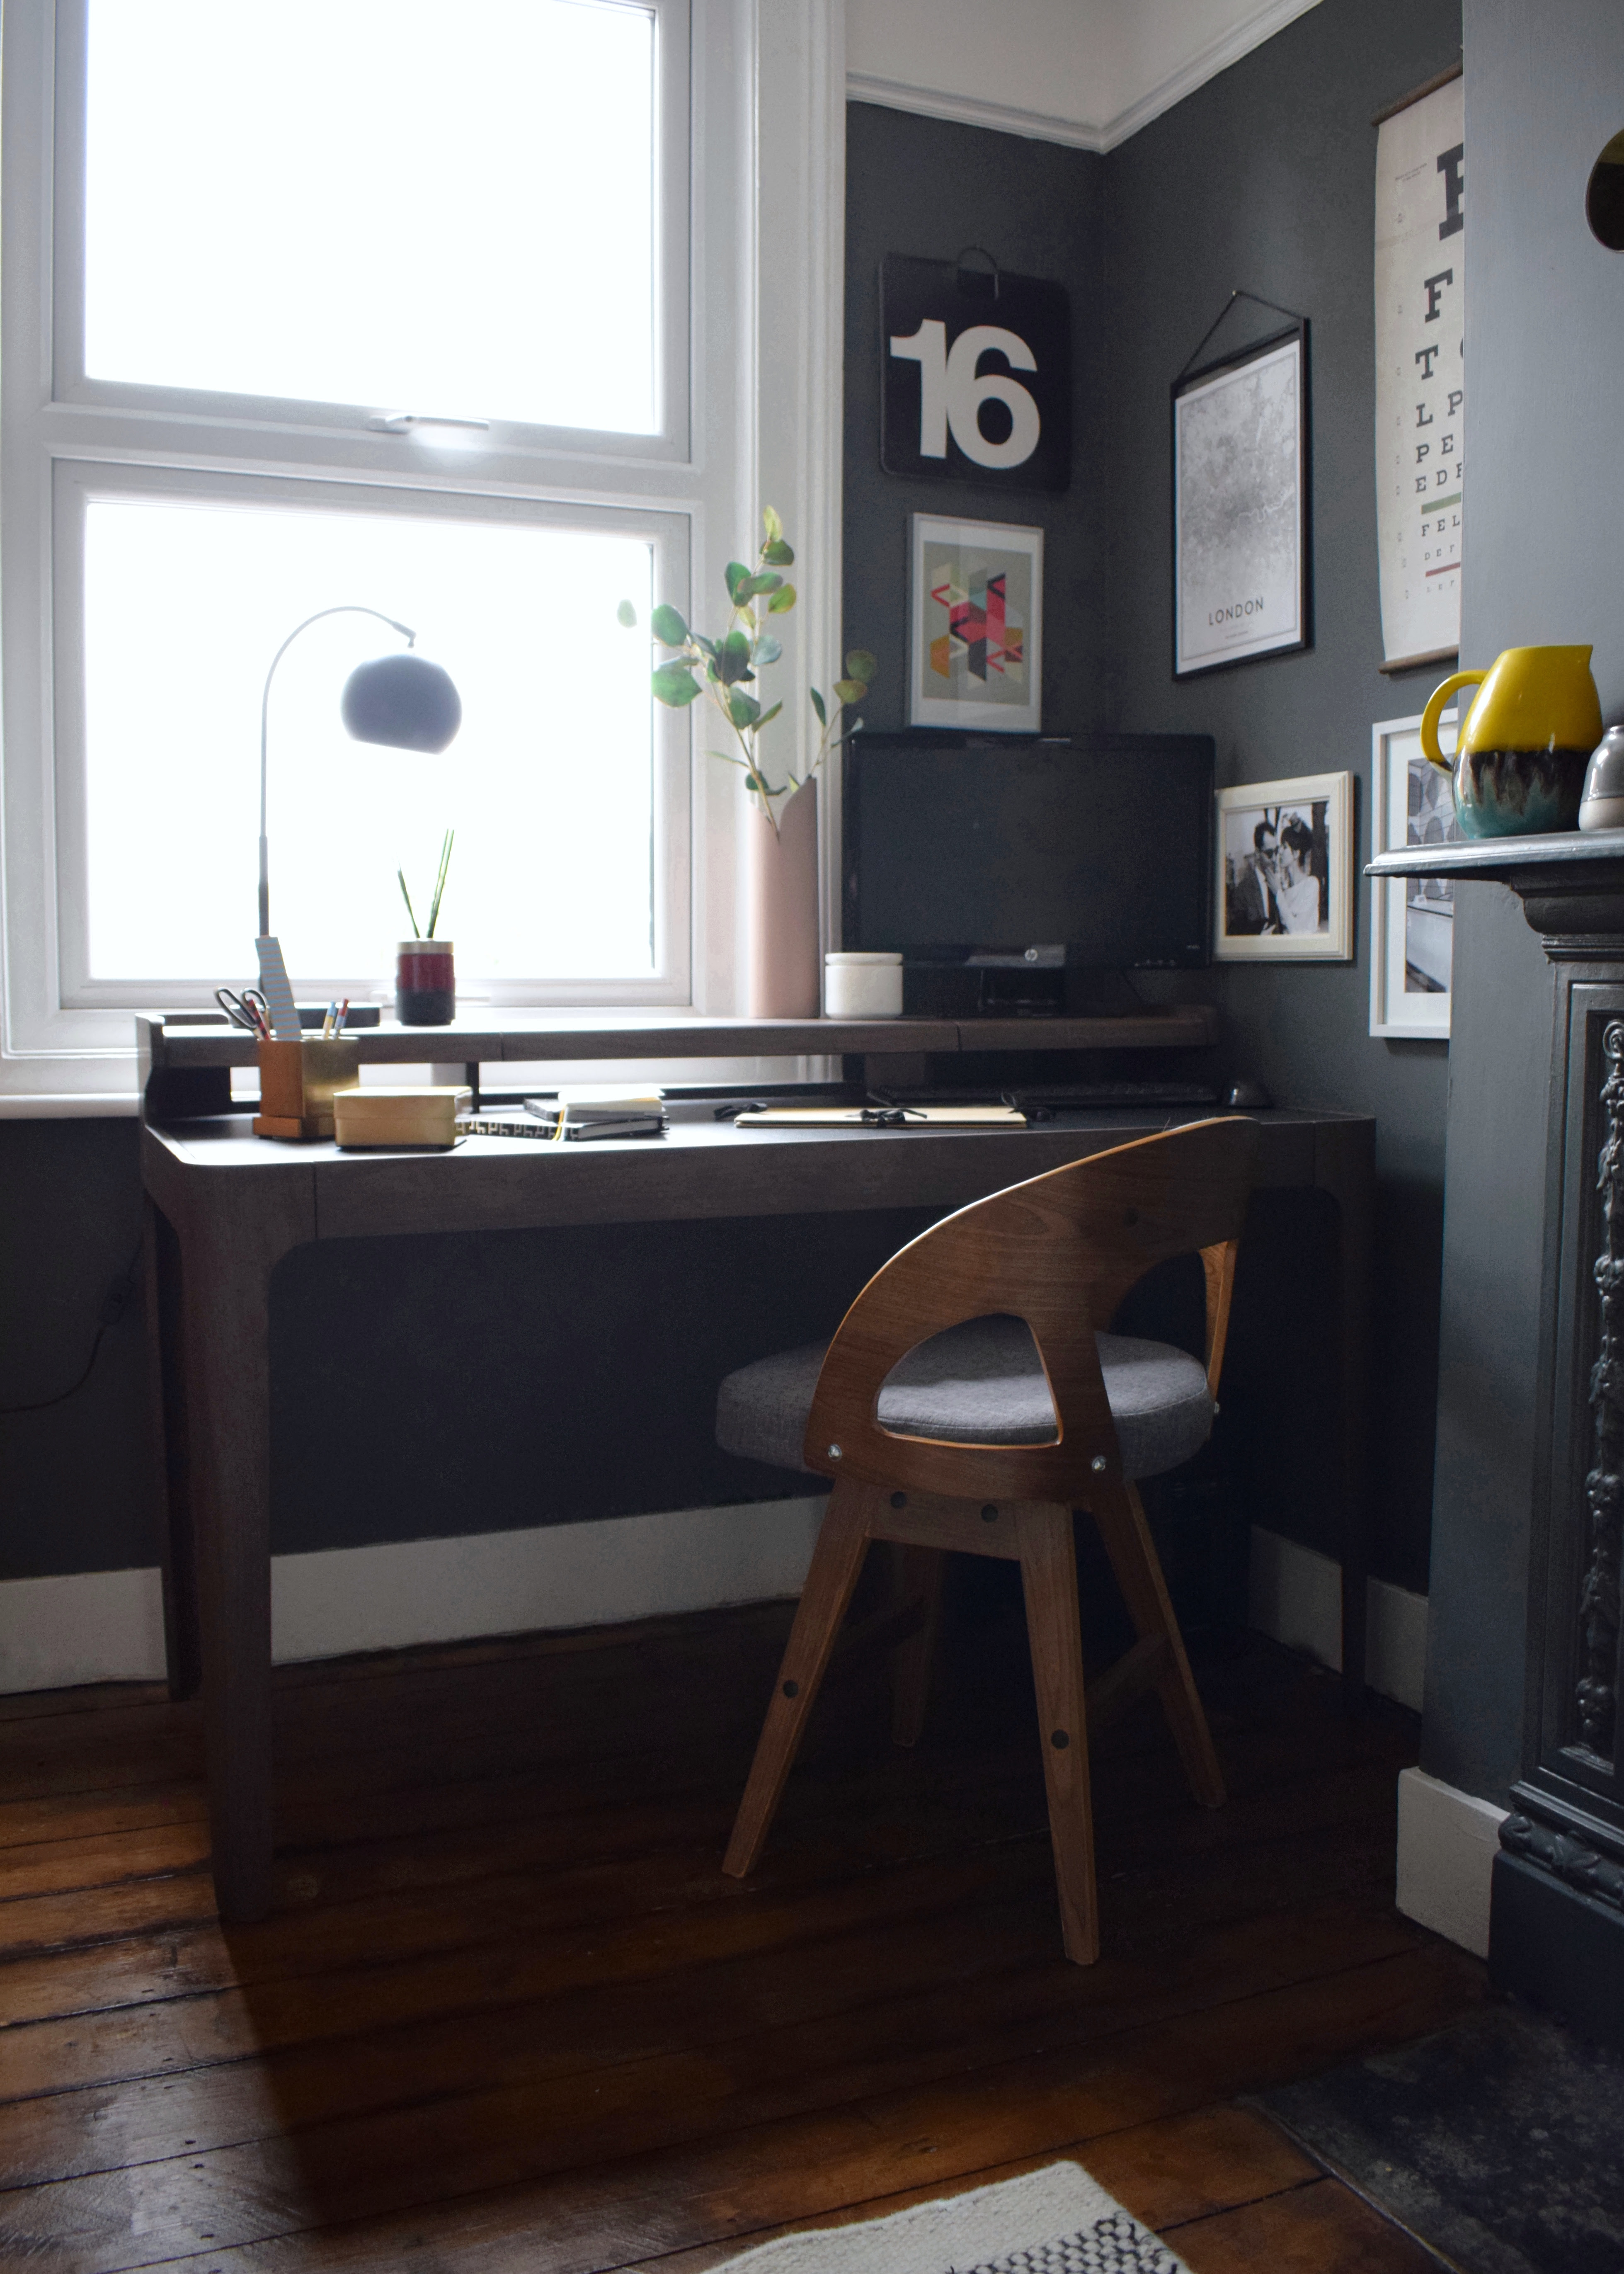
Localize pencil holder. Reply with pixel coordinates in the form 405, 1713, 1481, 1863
252, 1036, 361, 1142
396, 938, 456, 1027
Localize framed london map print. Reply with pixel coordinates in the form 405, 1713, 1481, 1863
1173, 325, 1310, 680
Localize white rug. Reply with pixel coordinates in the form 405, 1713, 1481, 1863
715, 2161, 1191, 2272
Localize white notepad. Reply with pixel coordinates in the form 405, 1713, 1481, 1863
732, 1104, 1026, 1129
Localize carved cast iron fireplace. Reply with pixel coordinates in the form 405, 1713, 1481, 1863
1374, 832, 1624, 2039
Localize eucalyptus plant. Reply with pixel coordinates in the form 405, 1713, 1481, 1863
619, 508, 876, 835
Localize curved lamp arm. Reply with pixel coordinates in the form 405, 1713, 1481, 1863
258, 604, 415, 938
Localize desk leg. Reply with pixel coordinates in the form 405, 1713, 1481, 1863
1316, 1120, 1374, 1706
176, 1179, 312, 1922
143, 1199, 200, 1701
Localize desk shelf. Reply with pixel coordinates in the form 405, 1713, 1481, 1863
137, 1006, 1220, 1120
139, 1005, 1218, 1071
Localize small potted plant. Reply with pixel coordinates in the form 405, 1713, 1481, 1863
622, 509, 875, 1016
395, 829, 456, 1026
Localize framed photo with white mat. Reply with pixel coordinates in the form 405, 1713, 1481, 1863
1214, 771, 1352, 961
1369, 708, 1461, 1037
907, 514, 1043, 733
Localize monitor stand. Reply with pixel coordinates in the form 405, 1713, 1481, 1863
969, 966, 1146, 1019
975, 966, 1065, 1017
904, 964, 1159, 1020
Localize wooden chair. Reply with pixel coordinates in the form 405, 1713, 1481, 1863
713, 1115, 1259, 1963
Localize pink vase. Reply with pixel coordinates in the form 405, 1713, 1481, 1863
745, 779, 821, 1018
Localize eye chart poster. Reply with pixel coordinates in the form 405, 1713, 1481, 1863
1374, 74, 1464, 669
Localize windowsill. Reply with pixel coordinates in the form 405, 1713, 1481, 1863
0, 1091, 141, 1119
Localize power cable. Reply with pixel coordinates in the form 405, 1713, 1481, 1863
0, 1233, 143, 1416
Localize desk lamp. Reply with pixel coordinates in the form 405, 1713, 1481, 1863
256, 605, 462, 1033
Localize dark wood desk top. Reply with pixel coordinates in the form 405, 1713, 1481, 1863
141, 1103, 1365, 1243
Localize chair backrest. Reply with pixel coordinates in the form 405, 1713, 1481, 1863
803, 1115, 1259, 1503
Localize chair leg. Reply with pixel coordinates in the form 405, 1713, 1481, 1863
1015, 1502, 1099, 1965
1089, 1480, 1225, 1809
722, 1478, 874, 1880
889, 1544, 945, 1747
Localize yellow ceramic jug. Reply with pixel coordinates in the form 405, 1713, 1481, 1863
1420, 646, 1603, 838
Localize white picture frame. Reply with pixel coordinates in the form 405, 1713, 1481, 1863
907, 514, 1043, 733
1369, 709, 1461, 1037
1215, 770, 1353, 961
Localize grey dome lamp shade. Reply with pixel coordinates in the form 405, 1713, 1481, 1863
257, 604, 463, 941
341, 650, 462, 752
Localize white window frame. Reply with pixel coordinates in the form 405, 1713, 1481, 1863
0, 0, 846, 1107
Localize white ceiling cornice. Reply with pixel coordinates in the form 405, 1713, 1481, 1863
844, 73, 1110, 154
847, 0, 1323, 156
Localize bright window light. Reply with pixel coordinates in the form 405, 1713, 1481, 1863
84, 0, 657, 433
81, 495, 658, 984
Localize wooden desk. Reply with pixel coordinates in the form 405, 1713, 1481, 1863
141, 1063, 1371, 1921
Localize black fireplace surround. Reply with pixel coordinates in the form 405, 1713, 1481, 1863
1370, 833, 1624, 2046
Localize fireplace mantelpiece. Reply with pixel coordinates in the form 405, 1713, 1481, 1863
1369, 830, 1624, 2040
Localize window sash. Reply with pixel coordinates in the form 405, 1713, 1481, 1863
50, 461, 696, 1012
48, 0, 694, 468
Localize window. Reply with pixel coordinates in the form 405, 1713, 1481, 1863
42, 0, 691, 1017
1, 0, 849, 1101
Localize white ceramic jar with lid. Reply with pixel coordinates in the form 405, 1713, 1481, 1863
824, 951, 903, 1018
1580, 725, 1624, 831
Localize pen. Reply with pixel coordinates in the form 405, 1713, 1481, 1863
322, 999, 338, 1039
335, 997, 349, 1036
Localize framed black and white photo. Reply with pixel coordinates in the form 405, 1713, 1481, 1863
1369, 709, 1462, 1036
1173, 324, 1310, 679
1215, 771, 1351, 961
908, 514, 1043, 733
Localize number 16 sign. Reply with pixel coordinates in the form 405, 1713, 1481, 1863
880, 253, 1071, 493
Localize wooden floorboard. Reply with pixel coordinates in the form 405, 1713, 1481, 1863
0, 1608, 1481, 2273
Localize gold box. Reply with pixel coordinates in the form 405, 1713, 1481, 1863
331, 1086, 472, 1150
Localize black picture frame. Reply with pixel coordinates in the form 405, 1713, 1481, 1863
880, 253, 1071, 494
1171, 319, 1311, 681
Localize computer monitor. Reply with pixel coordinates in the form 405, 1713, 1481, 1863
842, 731, 1214, 971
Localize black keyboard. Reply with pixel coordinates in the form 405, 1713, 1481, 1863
1018, 1081, 1220, 1107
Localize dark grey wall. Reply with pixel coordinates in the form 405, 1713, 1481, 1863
1097, 0, 1462, 1590
844, 103, 1108, 735
1421, 0, 1624, 1803
0, 1111, 923, 1580
0, 1119, 157, 1577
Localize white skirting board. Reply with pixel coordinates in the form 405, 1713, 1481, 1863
1244, 1528, 1506, 1959
2, 1509, 1423, 1708
1394, 1766, 1507, 1959
0, 1497, 826, 1694
1246, 1522, 1428, 1713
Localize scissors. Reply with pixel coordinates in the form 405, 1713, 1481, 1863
215, 986, 271, 1036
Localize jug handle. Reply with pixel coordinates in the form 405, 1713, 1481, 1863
1421, 671, 1483, 772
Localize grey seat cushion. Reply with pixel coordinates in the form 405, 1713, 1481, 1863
715, 1313, 1212, 1483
